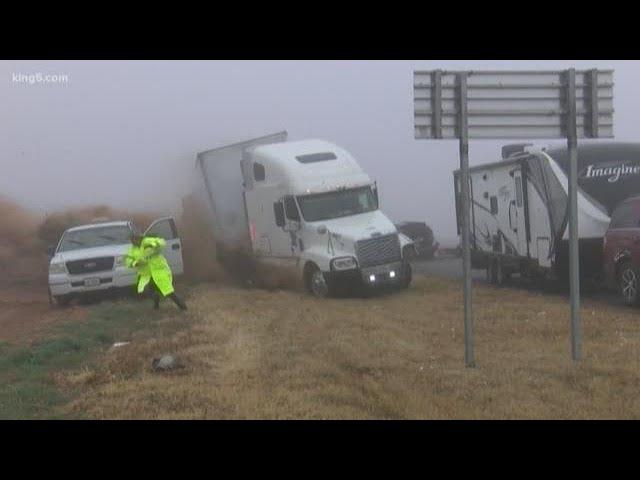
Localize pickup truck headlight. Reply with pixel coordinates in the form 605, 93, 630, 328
114, 255, 126, 267
49, 262, 67, 274
331, 256, 357, 271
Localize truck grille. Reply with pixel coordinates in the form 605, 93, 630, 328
66, 257, 114, 275
356, 234, 401, 268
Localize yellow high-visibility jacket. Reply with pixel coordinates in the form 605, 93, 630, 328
125, 236, 175, 296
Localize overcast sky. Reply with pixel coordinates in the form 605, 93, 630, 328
1, 60, 636, 242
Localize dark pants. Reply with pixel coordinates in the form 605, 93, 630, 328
145, 277, 187, 310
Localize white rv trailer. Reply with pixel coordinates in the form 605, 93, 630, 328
454, 142, 640, 284
192, 132, 415, 297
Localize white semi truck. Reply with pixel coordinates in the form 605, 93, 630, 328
454, 142, 640, 285
192, 131, 415, 297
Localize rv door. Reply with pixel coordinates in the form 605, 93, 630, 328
512, 169, 528, 256
144, 217, 184, 275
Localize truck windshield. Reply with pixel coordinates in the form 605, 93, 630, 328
297, 186, 378, 222
58, 225, 132, 252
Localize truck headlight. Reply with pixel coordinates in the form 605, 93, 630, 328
114, 255, 126, 267
331, 256, 357, 271
49, 262, 67, 274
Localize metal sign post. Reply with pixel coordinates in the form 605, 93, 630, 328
566, 69, 581, 361
457, 72, 475, 367
413, 69, 614, 366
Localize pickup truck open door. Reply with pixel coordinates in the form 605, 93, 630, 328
144, 216, 184, 275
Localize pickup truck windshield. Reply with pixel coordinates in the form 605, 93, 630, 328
58, 225, 132, 252
297, 186, 377, 222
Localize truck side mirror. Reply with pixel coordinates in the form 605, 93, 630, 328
47, 245, 56, 257
273, 202, 285, 227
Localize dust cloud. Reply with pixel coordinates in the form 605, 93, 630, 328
180, 193, 302, 291
0, 197, 159, 288
0, 196, 48, 288
1, 194, 302, 293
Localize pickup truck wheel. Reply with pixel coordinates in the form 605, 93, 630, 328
307, 266, 330, 298
53, 295, 71, 307
618, 262, 640, 307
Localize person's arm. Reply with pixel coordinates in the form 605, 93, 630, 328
141, 237, 166, 259
125, 248, 137, 268
125, 248, 145, 268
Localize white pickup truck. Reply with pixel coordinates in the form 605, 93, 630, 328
47, 217, 184, 306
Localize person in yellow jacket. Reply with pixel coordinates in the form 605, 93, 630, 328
126, 232, 187, 311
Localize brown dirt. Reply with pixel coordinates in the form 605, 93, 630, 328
0, 196, 159, 289
60, 275, 640, 419
37, 205, 158, 248
0, 197, 49, 288
0, 195, 299, 346
0, 286, 89, 345
178, 194, 228, 283
0, 197, 156, 344
178, 194, 302, 290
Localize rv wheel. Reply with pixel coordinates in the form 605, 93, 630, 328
486, 262, 495, 284
306, 265, 330, 298
495, 261, 506, 286
488, 259, 506, 286
618, 262, 640, 307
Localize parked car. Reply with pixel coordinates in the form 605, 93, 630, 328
47, 217, 183, 306
603, 196, 640, 306
395, 222, 437, 260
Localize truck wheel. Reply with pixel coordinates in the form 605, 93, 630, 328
618, 262, 640, 307
306, 265, 330, 298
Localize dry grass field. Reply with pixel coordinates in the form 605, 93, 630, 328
58, 275, 640, 419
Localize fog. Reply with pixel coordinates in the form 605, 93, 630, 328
2, 60, 638, 244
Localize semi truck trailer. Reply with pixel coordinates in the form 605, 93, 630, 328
191, 131, 415, 297
454, 142, 640, 285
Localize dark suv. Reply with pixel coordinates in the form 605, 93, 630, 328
603, 196, 640, 306
395, 222, 438, 260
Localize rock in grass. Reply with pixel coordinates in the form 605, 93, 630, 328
151, 354, 184, 372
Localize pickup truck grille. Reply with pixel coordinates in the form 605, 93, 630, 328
356, 234, 401, 268
66, 256, 114, 275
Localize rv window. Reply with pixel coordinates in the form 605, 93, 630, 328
284, 195, 300, 221
515, 176, 523, 208
490, 196, 498, 215
253, 163, 266, 181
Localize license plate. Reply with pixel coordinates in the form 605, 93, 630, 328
84, 278, 100, 287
